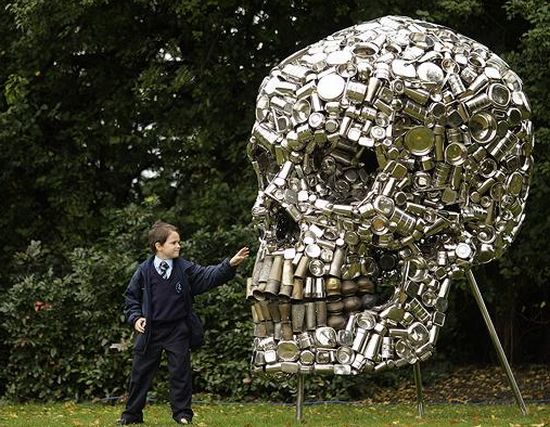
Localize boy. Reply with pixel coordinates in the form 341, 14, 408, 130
118, 221, 249, 425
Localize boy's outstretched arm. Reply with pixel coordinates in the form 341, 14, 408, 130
186, 247, 250, 296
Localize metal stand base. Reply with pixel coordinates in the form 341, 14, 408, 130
293, 270, 527, 422
465, 270, 528, 415
413, 362, 425, 417
296, 373, 305, 422
410, 270, 528, 417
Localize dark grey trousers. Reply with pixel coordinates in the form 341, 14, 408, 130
122, 319, 193, 423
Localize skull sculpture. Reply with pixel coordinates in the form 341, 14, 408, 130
246, 16, 533, 375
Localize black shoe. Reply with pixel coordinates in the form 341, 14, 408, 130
116, 417, 143, 425
176, 417, 191, 424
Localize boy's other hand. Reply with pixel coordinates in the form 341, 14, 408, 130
134, 317, 146, 334
230, 247, 250, 267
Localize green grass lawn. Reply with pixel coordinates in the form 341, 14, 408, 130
0, 402, 548, 427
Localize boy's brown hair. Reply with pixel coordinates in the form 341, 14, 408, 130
148, 221, 179, 253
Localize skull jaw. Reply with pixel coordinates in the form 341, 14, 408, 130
247, 220, 457, 374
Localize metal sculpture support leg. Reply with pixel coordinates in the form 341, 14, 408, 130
413, 362, 425, 417
465, 270, 528, 415
296, 373, 305, 422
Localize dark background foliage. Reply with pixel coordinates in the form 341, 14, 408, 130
0, 0, 548, 402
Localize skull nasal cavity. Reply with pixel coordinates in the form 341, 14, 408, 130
275, 210, 299, 242
360, 148, 379, 174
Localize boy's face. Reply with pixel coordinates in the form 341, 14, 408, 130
155, 231, 181, 259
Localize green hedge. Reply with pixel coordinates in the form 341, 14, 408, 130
0, 203, 430, 402
0, 205, 150, 401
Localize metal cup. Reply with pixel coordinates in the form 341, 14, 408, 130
364, 333, 382, 360
327, 314, 347, 330
352, 327, 368, 352
447, 74, 467, 97
291, 303, 305, 333
381, 336, 394, 360
267, 301, 281, 322
297, 332, 314, 349
327, 299, 344, 313
329, 247, 345, 277
281, 322, 293, 341
343, 296, 362, 312
246, 277, 254, 300
316, 301, 328, 326
258, 300, 271, 321
341, 280, 358, 296
313, 277, 326, 298
265, 255, 283, 296
326, 277, 342, 298
254, 255, 273, 300
336, 346, 355, 364
305, 302, 316, 330
254, 322, 267, 338
304, 277, 314, 299
356, 276, 375, 294
279, 302, 291, 321
300, 349, 315, 365
291, 277, 304, 300
279, 259, 294, 298
294, 255, 310, 279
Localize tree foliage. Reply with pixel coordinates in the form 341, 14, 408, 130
0, 0, 548, 401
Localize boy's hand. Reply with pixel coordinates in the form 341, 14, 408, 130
230, 247, 250, 267
134, 317, 146, 334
